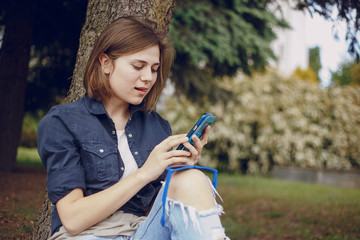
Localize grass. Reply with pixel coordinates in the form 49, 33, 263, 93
1, 149, 46, 240
218, 174, 360, 240
9, 147, 360, 239
16, 147, 43, 168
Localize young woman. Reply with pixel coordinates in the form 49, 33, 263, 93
38, 16, 229, 240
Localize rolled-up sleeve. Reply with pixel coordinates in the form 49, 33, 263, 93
37, 107, 86, 204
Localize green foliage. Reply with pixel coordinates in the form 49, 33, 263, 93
350, 63, 360, 85
163, 72, 360, 174
16, 147, 42, 168
291, 66, 318, 84
169, 0, 288, 101
309, 46, 321, 82
331, 59, 360, 86
19, 112, 43, 148
20, 222, 32, 233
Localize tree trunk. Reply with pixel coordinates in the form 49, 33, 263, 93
0, 0, 36, 172
32, 0, 175, 239
66, 0, 176, 103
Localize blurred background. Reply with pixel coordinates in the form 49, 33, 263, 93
0, 0, 359, 239
1, 0, 359, 175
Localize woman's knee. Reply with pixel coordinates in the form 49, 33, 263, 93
167, 169, 215, 210
169, 169, 208, 190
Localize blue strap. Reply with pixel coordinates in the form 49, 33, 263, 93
160, 165, 218, 226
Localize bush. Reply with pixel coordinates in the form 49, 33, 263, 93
291, 66, 318, 84
19, 111, 43, 148
163, 72, 360, 174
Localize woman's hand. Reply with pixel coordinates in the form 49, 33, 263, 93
182, 125, 211, 164
139, 126, 211, 182
139, 134, 192, 182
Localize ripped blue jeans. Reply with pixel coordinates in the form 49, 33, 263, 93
77, 166, 229, 240
133, 165, 228, 240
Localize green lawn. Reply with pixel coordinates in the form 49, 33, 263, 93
16, 147, 43, 168
218, 174, 360, 240
14, 147, 360, 239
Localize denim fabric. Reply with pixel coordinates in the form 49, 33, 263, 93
76, 235, 131, 240
132, 185, 228, 240
72, 185, 228, 240
37, 94, 171, 235
76, 236, 130, 240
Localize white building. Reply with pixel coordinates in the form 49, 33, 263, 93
271, 1, 309, 77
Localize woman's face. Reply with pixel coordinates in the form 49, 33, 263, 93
101, 45, 160, 106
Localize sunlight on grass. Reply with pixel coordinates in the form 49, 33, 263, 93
218, 174, 360, 240
12, 148, 360, 240
16, 147, 42, 168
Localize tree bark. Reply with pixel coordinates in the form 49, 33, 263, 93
32, 0, 175, 239
66, 0, 176, 103
0, 0, 36, 172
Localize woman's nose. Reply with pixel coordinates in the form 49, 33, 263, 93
140, 67, 153, 81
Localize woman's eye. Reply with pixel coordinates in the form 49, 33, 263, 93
151, 68, 159, 73
133, 65, 143, 70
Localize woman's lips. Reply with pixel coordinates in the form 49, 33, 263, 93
135, 87, 148, 95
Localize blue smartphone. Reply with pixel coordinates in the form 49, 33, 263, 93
176, 113, 216, 151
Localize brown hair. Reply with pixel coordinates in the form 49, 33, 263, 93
84, 16, 175, 111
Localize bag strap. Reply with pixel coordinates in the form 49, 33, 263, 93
160, 165, 218, 226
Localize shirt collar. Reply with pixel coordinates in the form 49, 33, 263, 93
84, 94, 145, 115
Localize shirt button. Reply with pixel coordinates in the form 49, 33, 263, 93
136, 195, 140, 198
128, 133, 133, 138
121, 167, 124, 171
112, 130, 116, 135
99, 149, 104, 153
134, 151, 138, 155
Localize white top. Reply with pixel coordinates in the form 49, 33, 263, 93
117, 130, 138, 179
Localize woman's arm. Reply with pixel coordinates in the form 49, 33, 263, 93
56, 169, 148, 236
56, 134, 194, 236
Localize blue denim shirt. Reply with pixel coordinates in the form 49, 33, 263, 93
37, 94, 171, 235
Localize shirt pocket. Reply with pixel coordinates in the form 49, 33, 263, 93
81, 142, 118, 182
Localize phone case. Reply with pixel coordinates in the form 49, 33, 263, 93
176, 113, 216, 151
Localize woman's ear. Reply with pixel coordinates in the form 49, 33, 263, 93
99, 53, 112, 75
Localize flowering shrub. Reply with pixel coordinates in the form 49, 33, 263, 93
162, 73, 360, 174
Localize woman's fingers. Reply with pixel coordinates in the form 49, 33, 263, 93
181, 126, 212, 163
164, 149, 191, 158
157, 134, 188, 151
142, 129, 212, 181
165, 157, 194, 166
200, 125, 211, 145
183, 141, 199, 158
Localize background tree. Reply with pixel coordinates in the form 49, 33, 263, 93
289, 46, 323, 84
331, 59, 360, 86
309, 46, 322, 82
291, 66, 318, 84
350, 62, 360, 85
0, 0, 86, 172
0, 0, 37, 172
26, 0, 86, 112
1, 0, 360, 174
295, 0, 360, 60
169, 0, 289, 102
31, 0, 176, 239
168, 0, 360, 101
